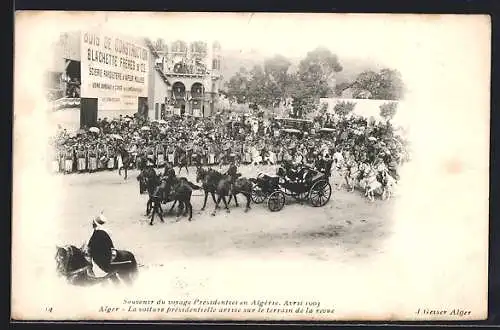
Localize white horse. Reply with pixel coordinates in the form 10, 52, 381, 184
380, 169, 398, 200
344, 163, 362, 192
359, 165, 383, 202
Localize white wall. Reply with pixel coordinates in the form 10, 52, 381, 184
48, 108, 80, 133
150, 69, 169, 119
319, 97, 411, 127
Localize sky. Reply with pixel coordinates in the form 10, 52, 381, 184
17, 11, 490, 106
22, 12, 456, 69
20, 12, 489, 80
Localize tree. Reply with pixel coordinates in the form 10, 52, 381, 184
319, 102, 329, 116
225, 67, 249, 104
246, 65, 272, 108
335, 81, 351, 97
351, 70, 380, 99
379, 102, 398, 122
264, 55, 292, 104
297, 47, 343, 99
334, 101, 356, 117
351, 69, 405, 100
377, 69, 405, 100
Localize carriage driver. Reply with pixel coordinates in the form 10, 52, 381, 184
87, 213, 115, 274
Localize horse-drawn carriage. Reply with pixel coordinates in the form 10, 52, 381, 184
250, 164, 332, 212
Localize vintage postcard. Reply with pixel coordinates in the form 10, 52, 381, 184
12, 12, 490, 321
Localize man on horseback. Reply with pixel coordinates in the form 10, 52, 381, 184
162, 162, 176, 202
225, 160, 241, 183
163, 161, 176, 180
87, 213, 116, 276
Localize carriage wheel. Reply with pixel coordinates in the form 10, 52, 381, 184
309, 180, 332, 207
267, 191, 285, 212
251, 186, 266, 204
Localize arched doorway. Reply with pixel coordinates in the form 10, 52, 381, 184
172, 82, 186, 116
191, 82, 204, 117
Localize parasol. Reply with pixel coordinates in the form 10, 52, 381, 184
368, 137, 377, 142
158, 119, 168, 124
89, 127, 100, 133
111, 134, 123, 140
141, 126, 151, 131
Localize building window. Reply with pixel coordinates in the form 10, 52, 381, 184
155, 103, 159, 120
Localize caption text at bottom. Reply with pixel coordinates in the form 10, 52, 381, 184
99, 298, 335, 315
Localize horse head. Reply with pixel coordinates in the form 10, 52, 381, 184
56, 245, 87, 276
55, 245, 70, 276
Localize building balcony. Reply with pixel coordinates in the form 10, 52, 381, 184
164, 71, 209, 79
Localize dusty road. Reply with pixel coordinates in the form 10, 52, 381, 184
13, 164, 414, 320
51, 164, 396, 267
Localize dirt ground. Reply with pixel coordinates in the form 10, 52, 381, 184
50, 164, 396, 268
13, 164, 416, 320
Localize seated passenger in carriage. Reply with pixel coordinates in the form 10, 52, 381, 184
280, 160, 303, 183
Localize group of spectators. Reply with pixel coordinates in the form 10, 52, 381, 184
49, 112, 410, 180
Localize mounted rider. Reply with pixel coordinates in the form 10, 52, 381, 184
161, 162, 176, 201
87, 213, 115, 274
225, 160, 241, 183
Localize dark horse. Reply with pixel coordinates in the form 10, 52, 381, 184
195, 166, 252, 216
137, 167, 170, 223
139, 168, 201, 225
118, 144, 133, 180
55, 245, 138, 286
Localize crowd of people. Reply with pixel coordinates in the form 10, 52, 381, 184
49, 111, 410, 181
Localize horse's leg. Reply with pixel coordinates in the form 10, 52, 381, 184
210, 192, 217, 205
146, 197, 152, 216
222, 195, 230, 213
176, 201, 184, 221
158, 203, 165, 221
109, 273, 121, 285
201, 191, 208, 211
169, 200, 177, 213
187, 200, 193, 221
149, 205, 155, 225
185, 165, 189, 175
233, 193, 239, 207
124, 167, 128, 180
211, 195, 222, 216
183, 199, 189, 216
244, 193, 251, 212
157, 203, 165, 222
